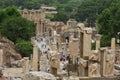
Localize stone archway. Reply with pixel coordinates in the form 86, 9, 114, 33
62, 32, 70, 43
65, 36, 69, 43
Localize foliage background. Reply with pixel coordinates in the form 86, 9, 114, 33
0, 6, 35, 57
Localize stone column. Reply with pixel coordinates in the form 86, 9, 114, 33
36, 22, 38, 35
78, 26, 92, 77
0, 49, 3, 66
32, 45, 38, 71
23, 57, 29, 73
99, 48, 106, 77
53, 30, 57, 44
40, 21, 43, 35
36, 22, 41, 35
111, 38, 116, 50
30, 54, 33, 70
96, 34, 101, 50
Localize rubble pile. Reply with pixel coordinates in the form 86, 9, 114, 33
23, 71, 56, 80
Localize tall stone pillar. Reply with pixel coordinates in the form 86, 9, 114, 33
32, 45, 38, 71
23, 57, 29, 73
40, 21, 43, 35
100, 48, 106, 77
36, 22, 41, 35
0, 49, 3, 66
53, 30, 57, 44
111, 38, 115, 50
83, 28, 92, 58
96, 34, 101, 50
30, 54, 33, 70
78, 23, 92, 77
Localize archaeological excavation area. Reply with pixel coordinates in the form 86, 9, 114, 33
0, 8, 120, 80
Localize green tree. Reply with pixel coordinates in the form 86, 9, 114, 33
76, 0, 114, 27
0, 6, 35, 57
0, 9, 7, 23
5, 6, 20, 16
98, 1, 120, 47
52, 11, 69, 23
1, 17, 35, 42
16, 40, 33, 57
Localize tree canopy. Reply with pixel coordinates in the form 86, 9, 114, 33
98, 1, 120, 47
0, 0, 117, 26
0, 6, 35, 57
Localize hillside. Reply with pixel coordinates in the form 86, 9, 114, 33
0, 0, 117, 26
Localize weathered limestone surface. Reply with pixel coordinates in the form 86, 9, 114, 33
50, 56, 59, 76
83, 28, 92, 57
69, 40, 79, 57
23, 71, 56, 80
103, 49, 115, 77
78, 24, 93, 77
89, 50, 100, 77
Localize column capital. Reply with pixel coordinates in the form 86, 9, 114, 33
96, 34, 102, 40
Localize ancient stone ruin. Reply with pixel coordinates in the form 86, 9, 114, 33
1, 8, 120, 80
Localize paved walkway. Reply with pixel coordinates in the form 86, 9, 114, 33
34, 37, 51, 54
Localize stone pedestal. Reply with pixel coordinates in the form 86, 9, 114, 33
32, 45, 38, 71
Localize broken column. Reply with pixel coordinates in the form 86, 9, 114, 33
0, 49, 3, 66
32, 45, 38, 71
96, 34, 101, 50
111, 38, 116, 50
23, 57, 29, 73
